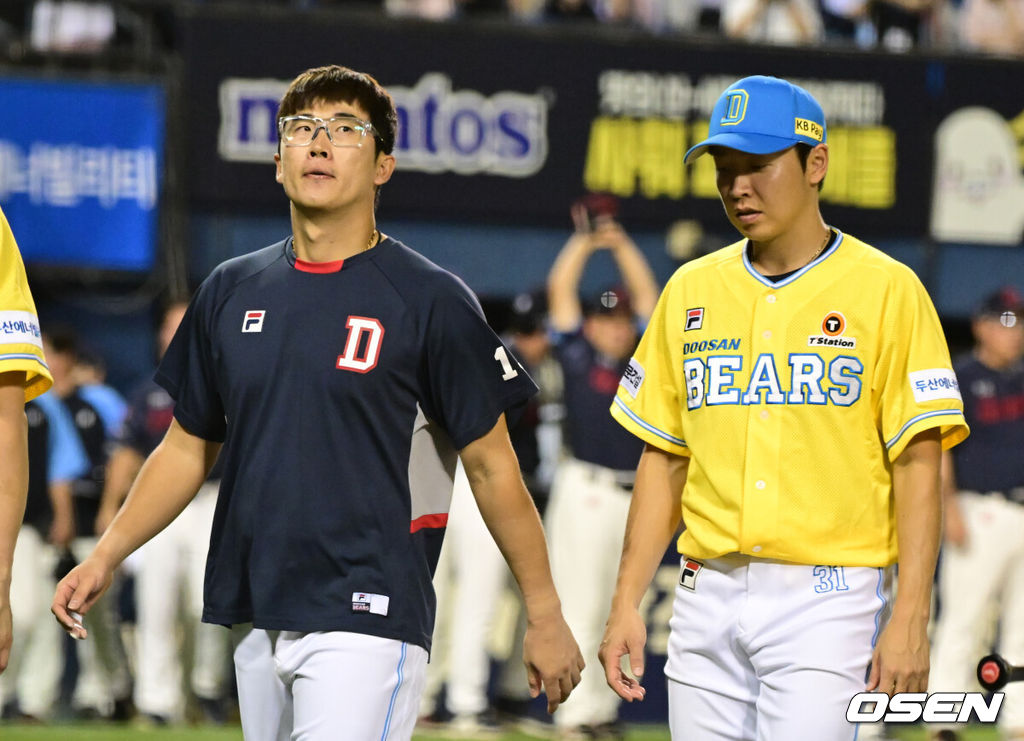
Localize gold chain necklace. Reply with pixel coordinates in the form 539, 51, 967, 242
364, 229, 379, 252
808, 228, 831, 264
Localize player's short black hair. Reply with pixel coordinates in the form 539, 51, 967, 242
794, 143, 825, 191
43, 324, 78, 357
277, 65, 397, 157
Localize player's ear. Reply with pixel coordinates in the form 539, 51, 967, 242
274, 151, 283, 184
374, 152, 396, 187
807, 144, 828, 188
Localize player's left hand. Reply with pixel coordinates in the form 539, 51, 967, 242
523, 610, 585, 714
866, 613, 930, 695
599, 605, 648, 702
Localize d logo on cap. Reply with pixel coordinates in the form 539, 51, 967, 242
721, 90, 749, 127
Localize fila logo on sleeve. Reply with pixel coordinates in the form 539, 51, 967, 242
685, 308, 704, 331
242, 310, 266, 333
336, 316, 385, 373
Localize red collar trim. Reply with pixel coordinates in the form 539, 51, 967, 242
293, 257, 345, 274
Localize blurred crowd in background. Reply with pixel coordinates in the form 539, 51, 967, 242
0, 0, 1021, 61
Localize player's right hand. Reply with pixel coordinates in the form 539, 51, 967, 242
523, 610, 585, 714
599, 606, 648, 702
51, 557, 114, 640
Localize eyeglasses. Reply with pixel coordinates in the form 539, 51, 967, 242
278, 114, 379, 148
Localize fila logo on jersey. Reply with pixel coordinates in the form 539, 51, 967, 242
242, 310, 266, 333
808, 311, 857, 348
336, 316, 385, 373
685, 307, 704, 331
680, 558, 703, 591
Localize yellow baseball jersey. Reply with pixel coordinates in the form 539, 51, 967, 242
0, 206, 51, 402
611, 230, 968, 567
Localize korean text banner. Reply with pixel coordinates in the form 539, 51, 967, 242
0, 77, 164, 272
178, 6, 1024, 241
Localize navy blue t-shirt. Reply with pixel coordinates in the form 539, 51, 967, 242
156, 236, 537, 650
951, 354, 1024, 494
554, 332, 644, 472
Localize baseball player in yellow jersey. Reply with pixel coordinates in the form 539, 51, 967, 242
598, 76, 970, 740
0, 206, 52, 673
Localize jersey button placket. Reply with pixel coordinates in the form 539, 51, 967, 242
741, 290, 782, 555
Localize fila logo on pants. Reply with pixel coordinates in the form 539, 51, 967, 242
680, 558, 703, 591
336, 316, 385, 373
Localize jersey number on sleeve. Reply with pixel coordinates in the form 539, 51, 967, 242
494, 346, 519, 381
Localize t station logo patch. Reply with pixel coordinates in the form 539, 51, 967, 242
679, 558, 704, 591
808, 311, 856, 348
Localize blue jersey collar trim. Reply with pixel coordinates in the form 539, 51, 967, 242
742, 228, 843, 289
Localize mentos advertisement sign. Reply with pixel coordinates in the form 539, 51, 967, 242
217, 73, 548, 178
0, 77, 163, 272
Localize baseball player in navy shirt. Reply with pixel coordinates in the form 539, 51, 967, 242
52, 65, 583, 740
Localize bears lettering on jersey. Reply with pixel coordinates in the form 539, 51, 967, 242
683, 352, 863, 410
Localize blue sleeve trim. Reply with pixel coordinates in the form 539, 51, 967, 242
613, 397, 686, 447
0, 352, 48, 367
885, 409, 964, 449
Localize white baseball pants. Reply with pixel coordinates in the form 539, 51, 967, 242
232, 625, 428, 741
134, 483, 230, 718
423, 460, 508, 717
666, 554, 893, 741
68, 534, 132, 714
929, 492, 1024, 735
546, 457, 632, 729
0, 526, 62, 717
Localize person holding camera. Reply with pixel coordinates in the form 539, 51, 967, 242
544, 200, 659, 740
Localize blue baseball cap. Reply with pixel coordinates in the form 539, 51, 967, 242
684, 76, 826, 165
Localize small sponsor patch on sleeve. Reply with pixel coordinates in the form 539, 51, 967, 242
620, 358, 645, 399
908, 369, 962, 403
0, 310, 43, 349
